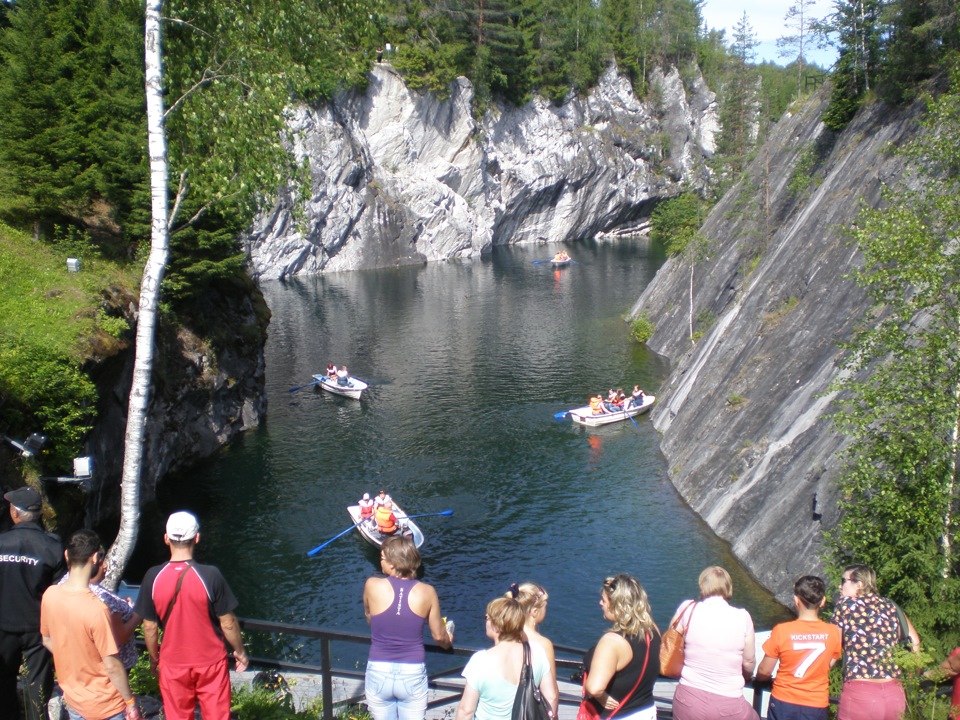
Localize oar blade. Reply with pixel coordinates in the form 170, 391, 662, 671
554, 411, 569, 420
306, 524, 358, 556
289, 379, 321, 393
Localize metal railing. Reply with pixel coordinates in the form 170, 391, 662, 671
239, 617, 595, 720
238, 618, 793, 720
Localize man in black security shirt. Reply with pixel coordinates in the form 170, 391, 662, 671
0, 487, 65, 720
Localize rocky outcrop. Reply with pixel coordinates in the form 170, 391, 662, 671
84, 282, 269, 526
629, 89, 921, 604
247, 64, 718, 279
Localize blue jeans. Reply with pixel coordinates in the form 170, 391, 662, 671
364, 661, 428, 720
66, 705, 126, 720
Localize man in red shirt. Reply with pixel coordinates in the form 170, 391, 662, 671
134, 512, 248, 720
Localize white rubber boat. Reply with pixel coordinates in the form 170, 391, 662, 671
347, 503, 425, 549
312, 373, 368, 400
567, 394, 656, 426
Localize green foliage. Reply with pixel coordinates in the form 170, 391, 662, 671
96, 309, 129, 340
693, 308, 716, 340
630, 313, 655, 343
0, 222, 135, 470
0, 342, 97, 467
896, 647, 953, 720
827, 65, 960, 657
0, 0, 147, 231
787, 144, 822, 197
230, 685, 326, 720
127, 649, 160, 699
650, 193, 706, 257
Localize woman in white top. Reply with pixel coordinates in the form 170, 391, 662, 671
669, 566, 758, 720
455, 596, 559, 720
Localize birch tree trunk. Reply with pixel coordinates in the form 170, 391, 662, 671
103, 0, 169, 590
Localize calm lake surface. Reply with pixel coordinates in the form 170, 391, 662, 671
147, 238, 790, 664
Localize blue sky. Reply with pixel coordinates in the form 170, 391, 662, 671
700, 0, 839, 69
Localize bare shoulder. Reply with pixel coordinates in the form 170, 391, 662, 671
596, 630, 629, 653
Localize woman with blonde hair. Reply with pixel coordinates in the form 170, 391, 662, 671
455, 596, 559, 720
509, 582, 558, 706
669, 566, 758, 720
582, 574, 661, 720
363, 536, 453, 720
832, 563, 919, 720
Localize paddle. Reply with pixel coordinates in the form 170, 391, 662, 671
402, 510, 455, 520
531, 259, 553, 265
554, 410, 569, 420
288, 379, 322, 393
307, 510, 454, 556
307, 525, 359, 556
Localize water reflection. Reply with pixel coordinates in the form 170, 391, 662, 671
151, 239, 789, 665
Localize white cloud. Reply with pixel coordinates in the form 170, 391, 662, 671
700, 0, 838, 67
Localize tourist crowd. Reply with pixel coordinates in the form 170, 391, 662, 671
0, 488, 955, 720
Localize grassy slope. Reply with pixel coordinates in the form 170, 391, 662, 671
0, 221, 138, 358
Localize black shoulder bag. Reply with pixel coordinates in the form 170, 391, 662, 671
512, 641, 555, 720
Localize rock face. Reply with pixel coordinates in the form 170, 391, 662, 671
84, 283, 269, 526
247, 64, 718, 279
629, 90, 921, 604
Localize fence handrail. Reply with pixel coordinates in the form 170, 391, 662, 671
237, 617, 796, 720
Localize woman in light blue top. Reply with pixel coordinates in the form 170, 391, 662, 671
455, 596, 558, 720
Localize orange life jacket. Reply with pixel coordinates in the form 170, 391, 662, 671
359, 501, 374, 518
589, 396, 604, 414
376, 506, 398, 534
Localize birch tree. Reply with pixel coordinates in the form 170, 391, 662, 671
829, 63, 960, 654
103, 0, 166, 591
104, 0, 378, 588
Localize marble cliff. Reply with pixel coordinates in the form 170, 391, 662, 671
629, 90, 921, 603
247, 63, 718, 279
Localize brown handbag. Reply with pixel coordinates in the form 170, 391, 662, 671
659, 601, 697, 678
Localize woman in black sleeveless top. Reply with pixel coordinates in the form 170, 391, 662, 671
583, 574, 661, 720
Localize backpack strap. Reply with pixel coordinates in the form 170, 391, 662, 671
159, 560, 195, 628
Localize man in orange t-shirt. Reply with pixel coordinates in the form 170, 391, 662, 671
756, 576, 842, 720
41, 529, 141, 720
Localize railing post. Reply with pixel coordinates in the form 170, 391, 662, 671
322, 636, 335, 720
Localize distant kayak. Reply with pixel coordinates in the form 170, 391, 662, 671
312, 373, 367, 400
567, 394, 655, 426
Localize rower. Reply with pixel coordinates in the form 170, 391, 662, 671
623, 385, 645, 410
589, 395, 608, 415
336, 365, 351, 386
326, 362, 337, 378
375, 501, 399, 535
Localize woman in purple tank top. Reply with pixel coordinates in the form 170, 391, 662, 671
364, 536, 454, 720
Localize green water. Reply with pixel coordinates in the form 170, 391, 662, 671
143, 238, 789, 663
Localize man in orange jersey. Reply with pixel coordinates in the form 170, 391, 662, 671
755, 576, 842, 720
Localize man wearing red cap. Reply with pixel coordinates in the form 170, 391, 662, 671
134, 511, 248, 720
0, 486, 65, 720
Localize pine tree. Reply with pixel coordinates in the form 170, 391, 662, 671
716, 13, 758, 177
819, 0, 883, 130
776, 0, 817, 94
